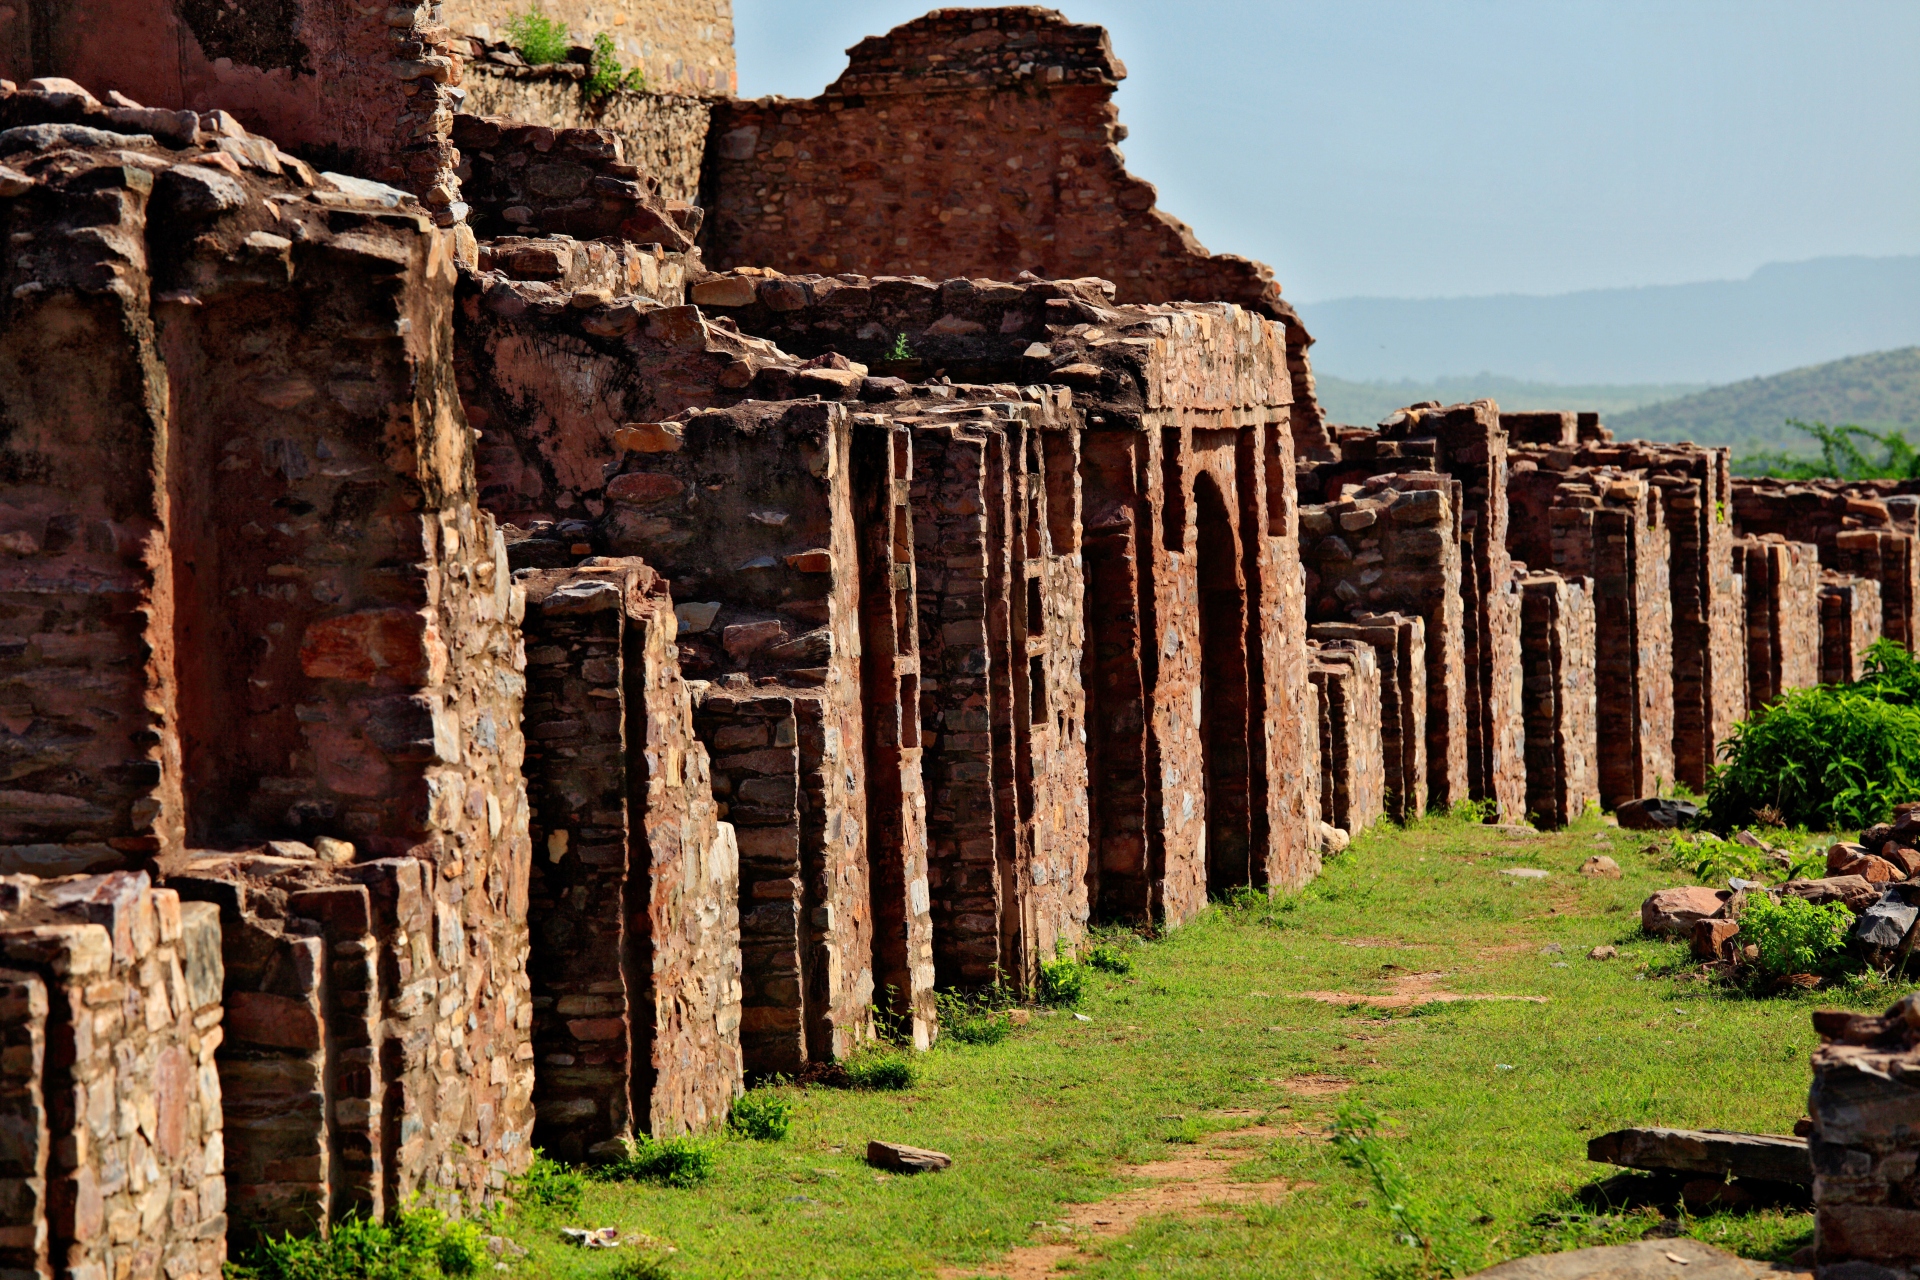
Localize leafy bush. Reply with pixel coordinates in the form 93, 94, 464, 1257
1037, 956, 1089, 1007
1085, 942, 1133, 975
1708, 641, 1920, 830
584, 31, 645, 100
502, 8, 572, 65
228, 1205, 487, 1280
933, 988, 1014, 1045
594, 1134, 715, 1189
1740, 894, 1853, 977
1331, 1102, 1481, 1277
728, 1089, 793, 1141
511, 1151, 584, 1213
845, 1050, 914, 1090
1739, 419, 1920, 482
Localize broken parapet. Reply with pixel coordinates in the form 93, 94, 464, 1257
598, 400, 932, 1068
0, 873, 226, 1280
1735, 479, 1920, 648
1378, 402, 1525, 821
905, 396, 1090, 990
1309, 616, 1426, 823
1308, 641, 1385, 836
1518, 571, 1599, 829
1735, 536, 1822, 708
695, 272, 1320, 904
448, 114, 699, 248
1508, 467, 1674, 808
1500, 411, 1577, 448
702, 10, 1287, 320
1808, 998, 1920, 1277
4, 11, 468, 217
1302, 477, 1469, 814
1819, 574, 1883, 687
1566, 439, 1743, 794
518, 562, 742, 1160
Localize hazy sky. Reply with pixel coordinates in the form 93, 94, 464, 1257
732, 1, 1920, 304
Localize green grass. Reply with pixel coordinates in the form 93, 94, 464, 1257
493, 810, 1913, 1278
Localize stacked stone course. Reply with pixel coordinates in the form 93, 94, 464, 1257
1820, 573, 1883, 686
1307, 641, 1384, 836
1735, 536, 1823, 709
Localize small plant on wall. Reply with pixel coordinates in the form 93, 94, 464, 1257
502, 8, 571, 65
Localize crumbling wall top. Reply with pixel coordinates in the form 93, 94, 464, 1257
826, 6, 1124, 97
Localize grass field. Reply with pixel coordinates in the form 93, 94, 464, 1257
496, 811, 1915, 1279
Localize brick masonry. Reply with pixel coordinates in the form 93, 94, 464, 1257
1308, 640, 1384, 836
1308, 616, 1426, 824
446, 0, 738, 96
1808, 1000, 1920, 1277
1820, 573, 1884, 686
1517, 571, 1598, 828
1735, 536, 1822, 709
519, 562, 742, 1159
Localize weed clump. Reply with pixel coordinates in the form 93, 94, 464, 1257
1709, 640, 1920, 830
1740, 894, 1853, 978
511, 1151, 585, 1214
594, 1134, 716, 1188
228, 1206, 488, 1279
933, 988, 1015, 1045
1086, 942, 1133, 975
584, 31, 645, 100
728, 1088, 794, 1141
1332, 1102, 1482, 1277
1037, 956, 1090, 1007
502, 8, 571, 64
845, 1049, 915, 1090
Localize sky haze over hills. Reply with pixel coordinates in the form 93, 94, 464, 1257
736, 1, 1919, 392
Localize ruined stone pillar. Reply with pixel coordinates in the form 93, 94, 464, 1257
518, 562, 743, 1158
1735, 536, 1822, 708
1310, 615, 1427, 823
1307, 641, 1384, 836
1819, 573, 1882, 686
1808, 998, 1920, 1277
1517, 571, 1598, 828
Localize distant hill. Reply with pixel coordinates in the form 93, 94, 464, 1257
1609, 347, 1920, 456
1299, 256, 1920, 385
1316, 374, 1706, 428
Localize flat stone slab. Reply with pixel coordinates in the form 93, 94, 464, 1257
1470, 1238, 1806, 1279
867, 1140, 951, 1173
1587, 1127, 1809, 1185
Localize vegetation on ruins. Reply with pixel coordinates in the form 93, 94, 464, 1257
1038, 953, 1093, 1007
1739, 417, 1920, 480
932, 987, 1017, 1045
845, 1048, 917, 1090
512, 1153, 589, 1214
227, 1206, 489, 1280
728, 1089, 797, 1141
501, 8, 572, 65
1709, 639, 1920, 828
594, 1135, 719, 1189
585, 32, 647, 101
488, 811, 1855, 1278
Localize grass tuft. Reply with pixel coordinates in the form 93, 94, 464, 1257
727, 1089, 794, 1141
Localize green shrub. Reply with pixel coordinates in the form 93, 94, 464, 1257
502, 8, 572, 65
594, 1134, 715, 1189
1739, 419, 1920, 482
1085, 942, 1133, 975
227, 1205, 486, 1280
1740, 894, 1854, 977
728, 1089, 793, 1141
1037, 956, 1089, 1006
584, 31, 645, 100
933, 988, 1014, 1045
510, 1151, 584, 1214
845, 1050, 915, 1090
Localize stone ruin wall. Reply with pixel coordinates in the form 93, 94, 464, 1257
8, 5, 1920, 1277
445, 0, 737, 96
1735, 536, 1823, 709
1808, 999, 1920, 1278
1820, 573, 1883, 687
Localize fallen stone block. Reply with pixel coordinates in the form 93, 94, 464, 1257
1780, 875, 1880, 914
1466, 1238, 1798, 1279
1615, 798, 1700, 830
1851, 887, 1919, 952
1587, 1127, 1810, 1185
867, 1140, 952, 1173
1580, 855, 1621, 878
1691, 917, 1740, 960
1641, 886, 1732, 935
1827, 843, 1904, 883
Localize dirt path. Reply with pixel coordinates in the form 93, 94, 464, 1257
948, 1123, 1307, 1278
1290, 968, 1551, 1009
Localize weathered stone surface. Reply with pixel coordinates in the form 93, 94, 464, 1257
1641, 886, 1733, 936
865, 1140, 951, 1173
1309, 640, 1385, 836
1735, 536, 1823, 708
1617, 798, 1700, 831
1518, 571, 1598, 828
1781, 876, 1882, 914
1467, 1238, 1799, 1279
1809, 995, 1920, 1272
1588, 1126, 1810, 1184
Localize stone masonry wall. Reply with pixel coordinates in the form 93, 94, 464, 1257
1302, 476, 1469, 813
449, 113, 699, 248
1819, 573, 1883, 686
1735, 536, 1822, 709
1308, 640, 1384, 836
1309, 616, 1426, 824
1517, 571, 1598, 829
0, 874, 226, 1280
1735, 479, 1919, 649
1807, 998, 1920, 1277
1508, 467, 1673, 807
518, 562, 741, 1160
4, 8, 469, 217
